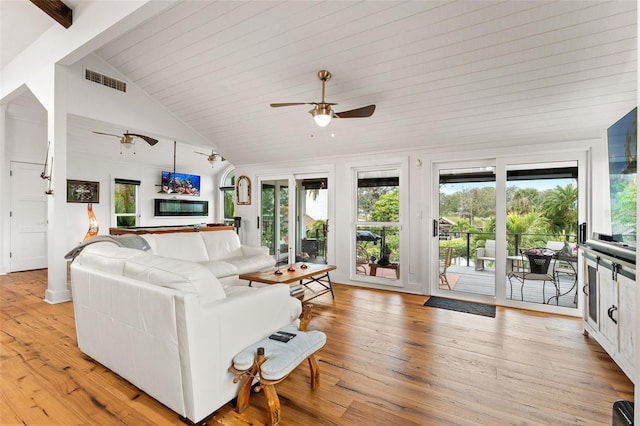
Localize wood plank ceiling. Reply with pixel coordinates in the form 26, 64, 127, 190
89, 1, 635, 165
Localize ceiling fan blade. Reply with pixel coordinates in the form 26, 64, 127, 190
92, 131, 121, 138
194, 151, 209, 156
126, 133, 159, 146
334, 104, 376, 118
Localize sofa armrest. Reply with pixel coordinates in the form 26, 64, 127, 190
241, 245, 269, 257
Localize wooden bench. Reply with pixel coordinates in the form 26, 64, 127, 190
230, 305, 326, 425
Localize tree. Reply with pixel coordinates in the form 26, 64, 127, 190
541, 184, 578, 235
508, 187, 543, 215
370, 189, 399, 222
439, 190, 461, 216
507, 211, 549, 248
611, 181, 637, 230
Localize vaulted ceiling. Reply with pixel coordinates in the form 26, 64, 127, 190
3, 1, 638, 166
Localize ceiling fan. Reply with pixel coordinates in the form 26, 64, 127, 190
270, 70, 376, 127
92, 130, 159, 154
194, 149, 225, 166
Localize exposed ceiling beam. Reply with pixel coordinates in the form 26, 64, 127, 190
29, 0, 72, 29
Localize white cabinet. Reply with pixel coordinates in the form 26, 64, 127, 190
582, 248, 636, 382
618, 274, 636, 372
598, 266, 618, 348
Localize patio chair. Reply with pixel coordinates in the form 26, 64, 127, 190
475, 239, 496, 271
356, 244, 369, 274
439, 246, 453, 289
550, 247, 578, 305
507, 248, 558, 303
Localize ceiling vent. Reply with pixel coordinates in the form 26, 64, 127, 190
84, 68, 127, 93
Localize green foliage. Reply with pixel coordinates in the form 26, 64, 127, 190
358, 186, 395, 221
440, 186, 495, 223
508, 188, 543, 215
541, 185, 578, 235
370, 189, 399, 222
451, 220, 475, 233
612, 181, 637, 228
260, 185, 289, 254
439, 239, 467, 259
307, 220, 327, 239
223, 190, 235, 220
114, 183, 136, 214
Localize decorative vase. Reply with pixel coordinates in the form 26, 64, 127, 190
83, 203, 99, 241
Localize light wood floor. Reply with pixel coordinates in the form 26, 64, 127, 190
1, 269, 633, 425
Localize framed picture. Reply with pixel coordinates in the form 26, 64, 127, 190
236, 175, 251, 205
67, 180, 100, 203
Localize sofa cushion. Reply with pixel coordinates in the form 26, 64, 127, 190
123, 253, 226, 303
224, 255, 275, 275
198, 260, 238, 278
200, 230, 243, 261
74, 243, 145, 275
141, 233, 209, 262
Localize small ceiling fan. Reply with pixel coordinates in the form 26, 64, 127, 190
270, 70, 376, 127
194, 149, 225, 166
92, 130, 159, 154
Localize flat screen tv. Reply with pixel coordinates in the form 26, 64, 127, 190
607, 107, 637, 245
161, 171, 200, 196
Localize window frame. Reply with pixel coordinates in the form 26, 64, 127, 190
219, 168, 235, 226
112, 178, 140, 228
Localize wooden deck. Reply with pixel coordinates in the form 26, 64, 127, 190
446, 263, 579, 308
1, 269, 632, 425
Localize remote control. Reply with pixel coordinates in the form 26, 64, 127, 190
268, 333, 292, 342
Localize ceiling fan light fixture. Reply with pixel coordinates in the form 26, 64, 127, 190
312, 105, 333, 127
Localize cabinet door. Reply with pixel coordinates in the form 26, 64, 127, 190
584, 259, 599, 327
617, 273, 635, 377
598, 267, 618, 349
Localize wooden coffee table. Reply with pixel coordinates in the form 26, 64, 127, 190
239, 262, 336, 303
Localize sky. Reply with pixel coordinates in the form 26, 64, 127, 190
305, 190, 328, 220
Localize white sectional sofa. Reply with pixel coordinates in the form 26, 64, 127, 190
70, 242, 302, 424
139, 229, 275, 287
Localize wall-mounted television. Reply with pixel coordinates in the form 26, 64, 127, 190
607, 107, 637, 245
161, 171, 200, 196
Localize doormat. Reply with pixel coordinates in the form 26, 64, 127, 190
423, 296, 496, 318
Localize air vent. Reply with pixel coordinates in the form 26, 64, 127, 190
84, 68, 127, 93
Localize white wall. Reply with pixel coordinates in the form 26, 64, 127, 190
66, 150, 217, 250
66, 54, 208, 146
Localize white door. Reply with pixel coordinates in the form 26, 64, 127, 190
10, 161, 48, 271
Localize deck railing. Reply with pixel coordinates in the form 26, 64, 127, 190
439, 232, 578, 267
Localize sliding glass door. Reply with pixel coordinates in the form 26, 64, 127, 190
294, 176, 328, 265
260, 173, 330, 266
504, 162, 579, 310
260, 179, 289, 265
436, 164, 497, 298
434, 154, 585, 315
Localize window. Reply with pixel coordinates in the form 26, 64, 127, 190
114, 178, 140, 227
355, 169, 401, 281
219, 169, 235, 226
